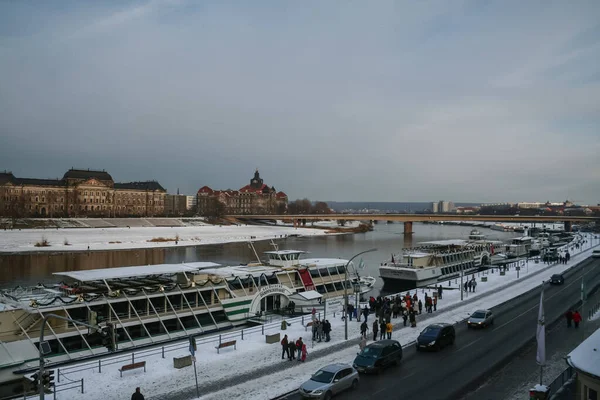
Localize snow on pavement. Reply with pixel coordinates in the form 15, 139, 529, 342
42, 234, 599, 400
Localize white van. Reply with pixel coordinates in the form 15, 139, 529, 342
593, 249, 600, 258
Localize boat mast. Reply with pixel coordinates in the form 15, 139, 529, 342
247, 241, 261, 263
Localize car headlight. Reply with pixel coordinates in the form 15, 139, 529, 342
478, 322, 482, 324
428, 341, 436, 346
312, 390, 324, 395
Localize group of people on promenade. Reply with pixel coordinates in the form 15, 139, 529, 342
463, 277, 478, 293
351, 285, 448, 343
280, 334, 308, 362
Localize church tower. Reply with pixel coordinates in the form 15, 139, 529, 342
249, 169, 264, 189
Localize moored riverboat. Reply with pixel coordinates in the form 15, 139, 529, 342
379, 239, 498, 289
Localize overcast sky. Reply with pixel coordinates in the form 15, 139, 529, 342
1, 1, 599, 204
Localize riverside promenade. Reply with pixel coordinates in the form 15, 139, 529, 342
38, 234, 600, 400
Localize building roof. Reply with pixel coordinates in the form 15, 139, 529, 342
289, 290, 322, 301
0, 172, 18, 185
19, 178, 66, 187
198, 186, 214, 194
114, 181, 166, 192
53, 262, 221, 282
276, 191, 288, 199
63, 169, 114, 182
566, 326, 600, 379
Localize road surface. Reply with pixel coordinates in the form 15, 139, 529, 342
285, 256, 600, 400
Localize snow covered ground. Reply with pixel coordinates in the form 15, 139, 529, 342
0, 222, 360, 253
38, 234, 599, 400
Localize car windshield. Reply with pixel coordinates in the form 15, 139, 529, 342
359, 347, 382, 358
311, 370, 335, 383
420, 326, 441, 337
471, 312, 486, 319
552, 275, 561, 279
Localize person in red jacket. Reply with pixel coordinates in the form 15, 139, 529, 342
572, 311, 582, 328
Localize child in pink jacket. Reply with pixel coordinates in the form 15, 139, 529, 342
301, 344, 308, 362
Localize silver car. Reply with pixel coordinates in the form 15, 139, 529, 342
467, 309, 494, 328
299, 363, 359, 400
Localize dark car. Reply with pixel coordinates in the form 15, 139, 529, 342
416, 323, 455, 351
352, 340, 402, 374
550, 274, 564, 285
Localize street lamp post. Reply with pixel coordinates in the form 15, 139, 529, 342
344, 248, 377, 340
38, 314, 100, 400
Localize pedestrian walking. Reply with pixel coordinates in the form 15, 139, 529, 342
409, 311, 416, 328
360, 321, 368, 337
433, 295, 437, 311
359, 335, 367, 352
281, 335, 289, 359
402, 311, 408, 326
317, 320, 324, 343
296, 337, 304, 360
301, 343, 308, 362
565, 310, 573, 328
438, 285, 443, 299
472, 279, 477, 292
363, 306, 369, 323
288, 339, 297, 360
132, 387, 145, 400
573, 311, 582, 328
418, 300, 423, 314
372, 319, 379, 341
386, 321, 393, 339
379, 319, 386, 340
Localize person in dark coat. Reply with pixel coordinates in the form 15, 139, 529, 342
323, 320, 331, 342
372, 319, 379, 341
409, 311, 417, 327
379, 319, 386, 340
418, 300, 423, 314
281, 335, 289, 359
132, 387, 145, 400
438, 285, 443, 299
565, 310, 573, 328
360, 321, 368, 337
288, 339, 297, 360
363, 306, 370, 323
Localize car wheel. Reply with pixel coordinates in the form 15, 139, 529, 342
352, 379, 359, 390
490, 319, 494, 325
323, 391, 332, 400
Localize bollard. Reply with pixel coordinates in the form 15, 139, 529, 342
302, 315, 305, 325
81, 378, 84, 394
448, 281, 451, 287
162, 346, 165, 359
58, 369, 60, 383
219, 334, 222, 346
242, 330, 244, 340
262, 325, 264, 335
132, 353, 135, 364
99, 359, 102, 373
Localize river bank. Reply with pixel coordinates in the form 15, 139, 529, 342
0, 221, 361, 254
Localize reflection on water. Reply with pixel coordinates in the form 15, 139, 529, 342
0, 223, 519, 290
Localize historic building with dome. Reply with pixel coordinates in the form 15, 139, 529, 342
196, 170, 288, 215
0, 169, 166, 218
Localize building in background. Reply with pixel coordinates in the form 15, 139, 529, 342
186, 195, 197, 211
196, 169, 288, 216
431, 200, 455, 213
164, 194, 188, 216
0, 169, 166, 218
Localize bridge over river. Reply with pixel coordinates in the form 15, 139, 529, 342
229, 214, 599, 234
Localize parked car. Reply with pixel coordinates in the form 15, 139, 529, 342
467, 309, 494, 328
352, 340, 403, 374
416, 323, 455, 351
592, 249, 600, 259
299, 363, 359, 400
549, 274, 565, 285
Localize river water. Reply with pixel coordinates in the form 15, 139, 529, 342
0, 223, 520, 292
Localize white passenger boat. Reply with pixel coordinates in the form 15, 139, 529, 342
468, 229, 486, 241
0, 249, 374, 382
379, 239, 499, 289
